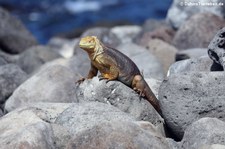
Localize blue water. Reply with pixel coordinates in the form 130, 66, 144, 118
0, 0, 172, 43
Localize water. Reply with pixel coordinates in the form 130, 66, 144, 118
0, 0, 172, 43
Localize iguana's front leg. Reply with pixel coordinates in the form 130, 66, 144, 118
77, 63, 98, 84
99, 65, 119, 83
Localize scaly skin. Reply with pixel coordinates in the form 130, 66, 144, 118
78, 36, 161, 114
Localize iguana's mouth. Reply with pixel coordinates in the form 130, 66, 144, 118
79, 43, 89, 48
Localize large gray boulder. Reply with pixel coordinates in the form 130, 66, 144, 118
76, 77, 164, 127
180, 118, 225, 149
159, 71, 225, 139
167, 0, 225, 29
0, 64, 27, 103
0, 7, 37, 54
0, 102, 171, 149
172, 13, 225, 50
5, 65, 78, 112
116, 43, 164, 80
66, 120, 172, 149
167, 56, 213, 76
0, 107, 55, 149
55, 102, 135, 135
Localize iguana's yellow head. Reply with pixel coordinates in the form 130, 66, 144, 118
79, 36, 97, 50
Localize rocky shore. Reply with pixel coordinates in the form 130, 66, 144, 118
0, 0, 225, 148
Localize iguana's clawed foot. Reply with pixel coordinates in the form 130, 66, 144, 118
98, 76, 107, 81
98, 75, 113, 83
76, 77, 85, 84
133, 87, 144, 97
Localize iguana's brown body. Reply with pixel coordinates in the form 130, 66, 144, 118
78, 36, 161, 114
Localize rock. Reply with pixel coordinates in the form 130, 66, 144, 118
116, 43, 164, 80
145, 78, 162, 98
81, 27, 120, 47
0, 56, 7, 66
38, 56, 90, 82
0, 107, 55, 149
55, 102, 135, 134
172, 13, 225, 50
0, 64, 27, 103
0, 7, 37, 54
3, 103, 74, 149
5, 65, 78, 112
138, 26, 176, 46
0, 45, 62, 74
1, 100, 167, 148
76, 77, 164, 127
176, 48, 207, 61
0, 50, 17, 63
142, 19, 170, 32
110, 25, 142, 43
208, 27, 225, 70
199, 144, 225, 149
66, 120, 171, 149
167, 56, 213, 77
167, 0, 225, 29
159, 71, 225, 139
54, 102, 136, 149
180, 118, 225, 149
48, 37, 79, 58
145, 39, 178, 74
16, 45, 62, 74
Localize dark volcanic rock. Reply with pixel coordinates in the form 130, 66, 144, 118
172, 13, 225, 50
167, 0, 225, 29
180, 118, 225, 149
208, 27, 225, 70
159, 71, 225, 139
0, 64, 27, 103
0, 7, 38, 54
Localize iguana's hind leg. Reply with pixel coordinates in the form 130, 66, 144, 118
132, 75, 161, 114
132, 75, 145, 95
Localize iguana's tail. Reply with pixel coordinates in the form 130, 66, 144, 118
132, 75, 162, 115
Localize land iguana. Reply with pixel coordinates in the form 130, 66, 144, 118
77, 36, 161, 114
